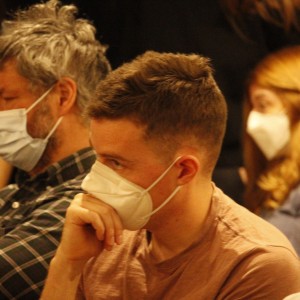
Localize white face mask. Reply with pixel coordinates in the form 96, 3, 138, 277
81, 158, 181, 230
0, 87, 63, 172
246, 110, 290, 160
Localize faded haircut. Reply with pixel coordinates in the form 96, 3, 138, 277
0, 0, 111, 112
87, 51, 227, 174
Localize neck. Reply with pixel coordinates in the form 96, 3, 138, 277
148, 180, 213, 262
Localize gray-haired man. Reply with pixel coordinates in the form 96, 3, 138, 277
0, 0, 110, 298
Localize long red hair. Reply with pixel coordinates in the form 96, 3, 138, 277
243, 46, 300, 212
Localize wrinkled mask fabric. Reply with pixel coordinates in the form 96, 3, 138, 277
246, 110, 290, 160
81, 159, 181, 230
0, 87, 63, 172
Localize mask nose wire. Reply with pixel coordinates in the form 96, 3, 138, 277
25, 86, 54, 113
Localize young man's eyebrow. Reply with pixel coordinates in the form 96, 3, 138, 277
88, 137, 133, 165
97, 153, 128, 163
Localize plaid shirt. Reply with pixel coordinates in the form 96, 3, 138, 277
0, 147, 96, 299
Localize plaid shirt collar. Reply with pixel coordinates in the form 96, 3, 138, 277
0, 147, 96, 207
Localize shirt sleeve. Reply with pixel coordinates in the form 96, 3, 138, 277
217, 246, 300, 300
0, 195, 72, 299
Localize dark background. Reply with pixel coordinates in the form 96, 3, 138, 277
2, 0, 300, 202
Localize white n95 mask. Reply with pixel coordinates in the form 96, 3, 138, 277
81, 159, 181, 230
0, 87, 63, 172
246, 110, 290, 160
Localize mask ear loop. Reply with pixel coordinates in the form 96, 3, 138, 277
142, 186, 181, 219
44, 116, 63, 141
25, 86, 54, 113
140, 156, 182, 219
143, 156, 182, 193
25, 85, 63, 141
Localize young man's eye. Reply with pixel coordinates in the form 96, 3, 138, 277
108, 159, 122, 170
96, 155, 124, 170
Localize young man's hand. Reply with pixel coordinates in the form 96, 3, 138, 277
41, 193, 123, 300
58, 193, 124, 262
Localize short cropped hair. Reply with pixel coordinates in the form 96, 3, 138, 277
87, 51, 227, 174
0, 0, 111, 112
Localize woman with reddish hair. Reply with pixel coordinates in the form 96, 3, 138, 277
242, 45, 300, 255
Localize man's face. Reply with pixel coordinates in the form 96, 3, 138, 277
90, 118, 179, 219
0, 59, 55, 139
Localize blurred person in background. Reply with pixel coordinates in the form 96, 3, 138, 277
242, 45, 300, 256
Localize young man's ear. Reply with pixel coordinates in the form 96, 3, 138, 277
56, 77, 77, 115
176, 155, 200, 185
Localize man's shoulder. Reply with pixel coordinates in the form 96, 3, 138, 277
34, 147, 96, 204
212, 186, 298, 255
204, 188, 300, 297
35, 174, 88, 206
216, 245, 300, 299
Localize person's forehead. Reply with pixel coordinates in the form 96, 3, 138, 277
250, 86, 282, 104
90, 118, 148, 154
90, 118, 143, 135
0, 59, 18, 74
0, 60, 28, 91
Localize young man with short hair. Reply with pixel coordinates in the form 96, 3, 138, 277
42, 51, 300, 299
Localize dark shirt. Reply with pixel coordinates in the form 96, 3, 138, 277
262, 184, 300, 257
0, 147, 96, 299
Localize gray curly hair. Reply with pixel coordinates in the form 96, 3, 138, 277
0, 0, 111, 112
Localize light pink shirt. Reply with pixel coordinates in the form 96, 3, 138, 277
78, 187, 300, 299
